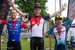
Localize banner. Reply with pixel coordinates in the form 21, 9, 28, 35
67, 0, 75, 18
0, 0, 9, 35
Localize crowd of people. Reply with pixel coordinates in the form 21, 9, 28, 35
0, 0, 75, 50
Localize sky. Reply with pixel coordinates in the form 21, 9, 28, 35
46, 0, 68, 19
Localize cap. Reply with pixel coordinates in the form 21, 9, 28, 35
34, 3, 41, 9
55, 15, 62, 20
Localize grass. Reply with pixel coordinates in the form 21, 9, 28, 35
2, 36, 73, 50
1, 36, 55, 50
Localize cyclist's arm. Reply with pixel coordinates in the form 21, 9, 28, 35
0, 20, 8, 24
50, 3, 67, 18
9, 0, 28, 18
63, 18, 73, 27
21, 22, 28, 28
44, 26, 55, 36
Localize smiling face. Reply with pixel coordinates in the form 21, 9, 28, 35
34, 8, 41, 17
10, 9, 17, 19
69, 8, 75, 19
55, 19, 62, 28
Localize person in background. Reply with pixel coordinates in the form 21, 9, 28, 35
67, 3, 75, 50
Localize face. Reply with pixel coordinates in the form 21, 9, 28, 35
69, 3, 75, 19
10, 10, 17, 19
69, 8, 75, 19
34, 8, 41, 16
55, 20, 62, 28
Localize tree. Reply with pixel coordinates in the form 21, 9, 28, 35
63, 17, 67, 23
15, 0, 48, 16
51, 20, 55, 26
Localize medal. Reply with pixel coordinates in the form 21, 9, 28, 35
56, 27, 62, 40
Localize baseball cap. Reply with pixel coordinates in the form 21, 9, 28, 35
34, 3, 41, 9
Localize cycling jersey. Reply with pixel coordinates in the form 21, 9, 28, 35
67, 19, 75, 48
25, 14, 50, 37
1, 20, 27, 42
47, 18, 72, 50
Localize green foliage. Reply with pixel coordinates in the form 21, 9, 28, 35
1, 37, 55, 50
15, 0, 48, 16
63, 17, 67, 22
51, 20, 55, 26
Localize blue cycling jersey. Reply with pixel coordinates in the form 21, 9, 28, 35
7, 20, 21, 42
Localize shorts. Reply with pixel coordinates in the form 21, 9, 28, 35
55, 44, 67, 50
30, 37, 44, 50
7, 41, 21, 50
71, 42, 75, 48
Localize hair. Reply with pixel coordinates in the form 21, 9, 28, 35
7, 9, 17, 20
9, 9, 16, 14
